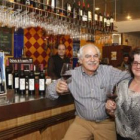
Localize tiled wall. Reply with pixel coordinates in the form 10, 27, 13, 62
24, 27, 73, 67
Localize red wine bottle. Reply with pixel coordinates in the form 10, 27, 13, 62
87, 4, 92, 28
77, 1, 82, 20
72, 0, 78, 19
110, 14, 114, 32
94, 11, 98, 30
28, 64, 35, 95
65, 2, 72, 17
6, 59, 13, 89
51, 0, 56, 12
39, 64, 45, 96
98, 13, 102, 31
13, 64, 19, 93
19, 64, 26, 95
82, 2, 87, 22
87, 4, 92, 21
106, 13, 111, 32
103, 13, 107, 32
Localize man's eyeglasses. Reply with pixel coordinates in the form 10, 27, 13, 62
132, 61, 140, 67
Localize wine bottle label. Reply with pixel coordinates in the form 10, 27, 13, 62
15, 77, 19, 88
25, 0, 30, 5
110, 18, 114, 23
100, 16, 103, 21
82, 15, 87, 21
73, 9, 77, 18
79, 9, 82, 16
107, 19, 111, 26
94, 14, 98, 21
104, 18, 107, 25
8, 74, 13, 86
67, 4, 71, 11
29, 79, 35, 90
39, 79, 45, 90
88, 11, 92, 21
20, 78, 25, 90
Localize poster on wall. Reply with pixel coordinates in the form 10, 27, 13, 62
0, 27, 13, 56
73, 40, 80, 68
73, 40, 80, 58
111, 51, 117, 60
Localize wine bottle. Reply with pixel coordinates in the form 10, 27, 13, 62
51, 0, 56, 12
72, 0, 78, 19
99, 13, 103, 31
82, 2, 87, 22
87, 4, 92, 28
19, 64, 26, 95
106, 13, 111, 32
65, 2, 72, 17
28, 64, 35, 95
39, 64, 45, 96
77, 1, 82, 20
94, 11, 98, 29
13, 64, 19, 93
6, 59, 13, 89
103, 13, 107, 32
110, 14, 114, 32
87, 4, 92, 21
44, 0, 51, 12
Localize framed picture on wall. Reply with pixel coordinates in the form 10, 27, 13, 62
0, 27, 13, 56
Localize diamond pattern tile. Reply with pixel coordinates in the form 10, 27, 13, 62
24, 27, 73, 67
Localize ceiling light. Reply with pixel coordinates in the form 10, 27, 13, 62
95, 7, 100, 11
126, 15, 131, 20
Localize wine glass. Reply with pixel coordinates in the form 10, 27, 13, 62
106, 85, 117, 115
60, 63, 72, 82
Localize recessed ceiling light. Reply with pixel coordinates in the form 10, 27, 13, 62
95, 7, 100, 11
126, 15, 131, 20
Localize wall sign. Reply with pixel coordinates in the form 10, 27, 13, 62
0, 27, 13, 56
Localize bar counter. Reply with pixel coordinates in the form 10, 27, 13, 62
0, 90, 75, 140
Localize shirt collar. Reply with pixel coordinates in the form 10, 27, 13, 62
81, 66, 98, 76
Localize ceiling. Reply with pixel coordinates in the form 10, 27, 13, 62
62, 0, 140, 21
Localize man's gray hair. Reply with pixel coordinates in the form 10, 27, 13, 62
77, 44, 101, 59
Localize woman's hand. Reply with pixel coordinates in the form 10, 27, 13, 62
105, 99, 116, 117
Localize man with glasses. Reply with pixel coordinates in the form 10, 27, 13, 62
46, 44, 130, 140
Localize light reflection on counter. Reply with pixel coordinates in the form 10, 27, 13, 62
3, 89, 46, 106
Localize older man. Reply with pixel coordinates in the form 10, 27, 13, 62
46, 44, 130, 140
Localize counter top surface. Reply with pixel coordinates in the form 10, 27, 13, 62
0, 90, 74, 122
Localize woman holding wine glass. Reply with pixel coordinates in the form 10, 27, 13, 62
46, 44, 130, 140
106, 47, 140, 140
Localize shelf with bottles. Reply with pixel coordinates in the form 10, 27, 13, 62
0, 0, 115, 41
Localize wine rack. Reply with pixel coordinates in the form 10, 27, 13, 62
0, 0, 114, 40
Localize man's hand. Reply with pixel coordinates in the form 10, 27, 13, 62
105, 99, 116, 117
56, 80, 69, 95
